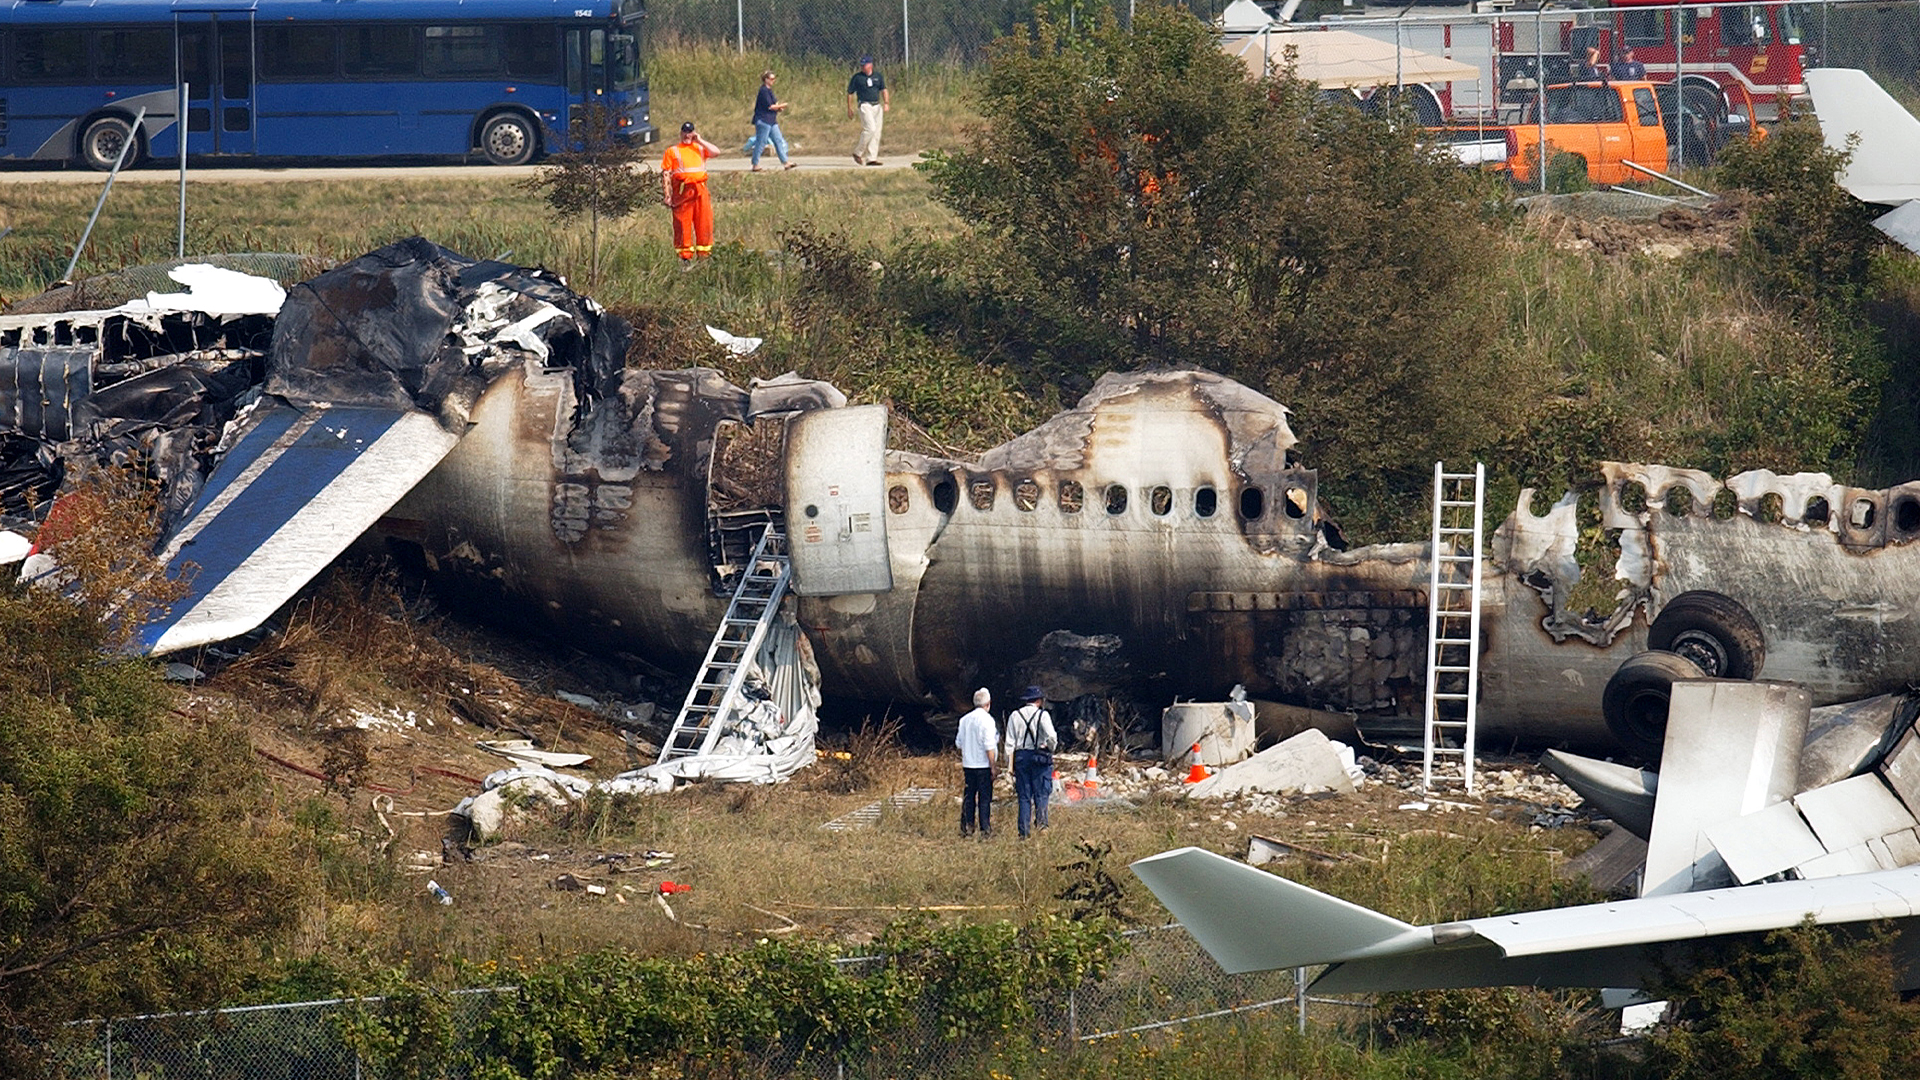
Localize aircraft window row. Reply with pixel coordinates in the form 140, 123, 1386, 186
890, 477, 1312, 522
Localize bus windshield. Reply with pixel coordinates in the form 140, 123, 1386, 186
611, 32, 643, 91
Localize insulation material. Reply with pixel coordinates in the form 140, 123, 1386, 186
600, 614, 821, 793
1184, 728, 1356, 799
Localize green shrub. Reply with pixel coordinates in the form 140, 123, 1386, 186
1645, 920, 1920, 1080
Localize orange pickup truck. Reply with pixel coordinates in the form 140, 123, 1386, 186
1436, 79, 1761, 186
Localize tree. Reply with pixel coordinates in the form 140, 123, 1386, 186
0, 477, 301, 1070
918, 3, 1528, 537
522, 105, 652, 287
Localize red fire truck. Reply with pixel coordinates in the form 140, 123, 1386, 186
1492, 1, 1808, 121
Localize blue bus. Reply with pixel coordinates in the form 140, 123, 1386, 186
1, 0, 654, 169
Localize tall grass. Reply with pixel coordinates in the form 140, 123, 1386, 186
648, 42, 979, 159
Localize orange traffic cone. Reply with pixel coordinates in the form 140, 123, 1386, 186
1183, 743, 1211, 784
1084, 756, 1100, 792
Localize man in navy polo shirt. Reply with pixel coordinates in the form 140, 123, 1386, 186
847, 56, 890, 165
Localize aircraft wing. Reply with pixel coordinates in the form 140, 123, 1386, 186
1131, 846, 1920, 992
1805, 68, 1920, 254
130, 398, 460, 655
1805, 69, 1920, 206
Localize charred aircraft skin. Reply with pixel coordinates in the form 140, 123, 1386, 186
1480, 464, 1920, 746
12, 242, 1920, 755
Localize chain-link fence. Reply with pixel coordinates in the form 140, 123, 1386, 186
47, 925, 1367, 1079
655, 0, 1920, 103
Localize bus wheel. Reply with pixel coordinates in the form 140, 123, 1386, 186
78, 115, 139, 172
480, 113, 536, 166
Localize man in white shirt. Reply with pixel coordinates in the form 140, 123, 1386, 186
1004, 686, 1058, 838
955, 687, 998, 837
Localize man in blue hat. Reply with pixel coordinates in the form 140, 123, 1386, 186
846, 55, 890, 165
1004, 686, 1057, 839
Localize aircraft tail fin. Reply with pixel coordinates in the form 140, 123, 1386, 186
1130, 847, 1427, 974
1805, 69, 1920, 207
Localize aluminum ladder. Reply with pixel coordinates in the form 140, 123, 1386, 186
1422, 462, 1485, 792
659, 524, 791, 762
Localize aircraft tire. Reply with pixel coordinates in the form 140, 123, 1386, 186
1647, 590, 1765, 680
1602, 649, 1708, 761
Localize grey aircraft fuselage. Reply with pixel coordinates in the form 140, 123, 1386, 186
374, 362, 1920, 750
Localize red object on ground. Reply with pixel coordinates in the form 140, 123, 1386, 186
659, 881, 692, 895
1184, 743, 1211, 784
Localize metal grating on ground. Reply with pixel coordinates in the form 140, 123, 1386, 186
820, 787, 939, 831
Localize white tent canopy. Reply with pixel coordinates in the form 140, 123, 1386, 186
1222, 28, 1481, 89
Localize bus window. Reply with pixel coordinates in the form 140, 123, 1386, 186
424, 26, 501, 78
261, 26, 337, 80
96, 29, 171, 81
610, 32, 642, 90
179, 30, 212, 129
502, 25, 558, 79
14, 30, 87, 82
221, 24, 251, 100
568, 29, 608, 95
342, 25, 418, 78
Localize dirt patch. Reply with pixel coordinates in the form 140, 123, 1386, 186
1532, 190, 1753, 258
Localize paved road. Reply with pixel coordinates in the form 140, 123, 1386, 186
0, 153, 913, 185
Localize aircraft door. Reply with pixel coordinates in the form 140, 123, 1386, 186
175, 13, 256, 156
783, 404, 893, 597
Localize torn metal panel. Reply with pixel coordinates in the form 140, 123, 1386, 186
1704, 800, 1828, 884
1800, 691, 1919, 790
1794, 774, 1917, 853
1642, 680, 1808, 897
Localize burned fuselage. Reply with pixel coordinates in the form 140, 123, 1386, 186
11, 243, 1920, 754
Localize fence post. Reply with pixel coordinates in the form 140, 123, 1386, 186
735, 0, 744, 54
1535, 8, 1546, 194
902, 0, 910, 66
1295, 967, 1308, 1034
104, 1020, 112, 1080
1068, 985, 1080, 1041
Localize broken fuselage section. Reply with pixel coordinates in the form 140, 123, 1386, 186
11, 242, 1920, 754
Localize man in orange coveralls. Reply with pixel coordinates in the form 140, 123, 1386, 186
661, 121, 721, 263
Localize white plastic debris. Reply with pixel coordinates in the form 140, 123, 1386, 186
556, 691, 599, 708
1185, 729, 1359, 800
0, 530, 30, 565
705, 325, 764, 356
123, 264, 288, 316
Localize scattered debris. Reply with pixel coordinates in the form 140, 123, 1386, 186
821, 786, 940, 832
1245, 833, 1357, 866
426, 879, 453, 905
1185, 729, 1358, 800
705, 325, 763, 355
163, 662, 205, 682
477, 739, 594, 769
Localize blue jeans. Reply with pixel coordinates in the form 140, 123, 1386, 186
748, 121, 789, 167
1014, 749, 1053, 837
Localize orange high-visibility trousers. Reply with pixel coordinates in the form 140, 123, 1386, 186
671, 182, 713, 260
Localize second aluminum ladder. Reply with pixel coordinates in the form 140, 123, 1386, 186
1422, 462, 1485, 792
659, 524, 792, 762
